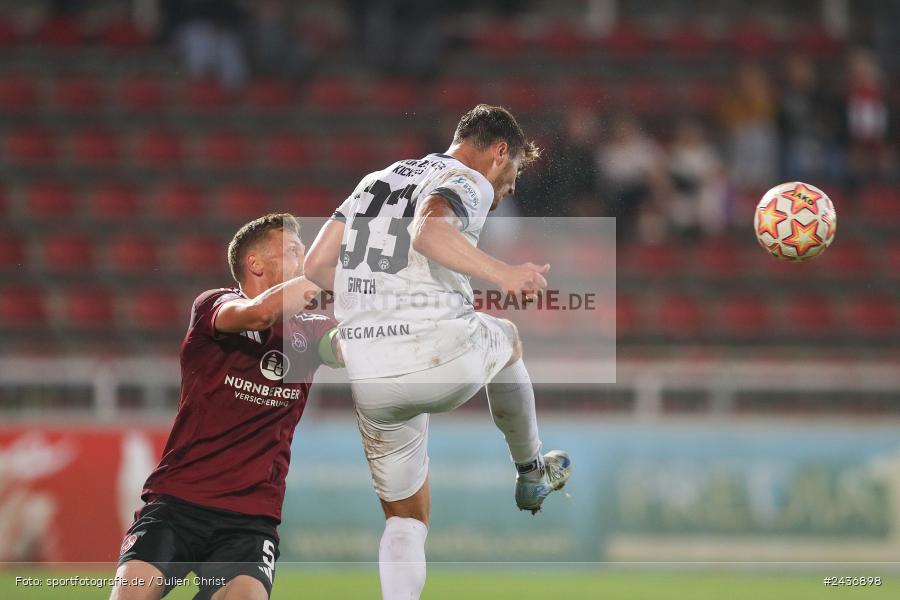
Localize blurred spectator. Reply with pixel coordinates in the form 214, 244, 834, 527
843, 48, 894, 184
247, 0, 313, 81
162, 0, 248, 90
719, 62, 778, 191
776, 55, 841, 183
595, 115, 670, 242
667, 120, 728, 238
347, 0, 446, 78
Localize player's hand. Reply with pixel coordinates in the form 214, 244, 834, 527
496, 262, 550, 300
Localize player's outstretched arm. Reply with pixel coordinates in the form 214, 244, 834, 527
412, 195, 550, 296
214, 276, 320, 333
304, 218, 345, 292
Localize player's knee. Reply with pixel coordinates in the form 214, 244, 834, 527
503, 319, 523, 364
109, 562, 164, 600
210, 576, 268, 600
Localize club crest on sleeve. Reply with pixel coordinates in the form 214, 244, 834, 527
291, 331, 308, 353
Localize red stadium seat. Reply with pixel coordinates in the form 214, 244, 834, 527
729, 22, 777, 58
88, 183, 140, 220
284, 186, 337, 217
814, 241, 871, 279
0, 17, 19, 46
63, 288, 115, 329
371, 79, 420, 114
623, 80, 671, 115
782, 294, 835, 333
662, 24, 715, 58
473, 22, 526, 57
182, 79, 231, 111
433, 79, 479, 114
498, 80, 546, 114
693, 239, 744, 278
53, 77, 103, 112
6, 128, 57, 165
69, 129, 121, 166
99, 19, 149, 48
601, 23, 651, 58
0, 287, 48, 327
134, 129, 184, 168
330, 134, 374, 170
244, 79, 294, 112
387, 134, 426, 160
615, 294, 638, 338
156, 183, 206, 221
563, 80, 608, 109
0, 75, 38, 113
717, 294, 770, 337
177, 234, 226, 276
845, 295, 897, 336
538, 21, 588, 56
36, 16, 81, 47
24, 182, 77, 220
305, 78, 356, 111
790, 27, 840, 58
108, 234, 160, 274
197, 131, 247, 168
129, 289, 182, 330
860, 185, 900, 221
0, 234, 26, 270
628, 243, 683, 278
116, 77, 166, 112
655, 294, 703, 338
683, 80, 723, 111
262, 133, 310, 169
42, 233, 94, 272
218, 184, 272, 222
884, 241, 900, 277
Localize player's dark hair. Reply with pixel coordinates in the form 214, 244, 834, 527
452, 104, 541, 168
227, 213, 300, 284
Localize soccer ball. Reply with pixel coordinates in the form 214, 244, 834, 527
754, 181, 836, 262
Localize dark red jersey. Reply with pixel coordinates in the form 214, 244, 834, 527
142, 288, 336, 521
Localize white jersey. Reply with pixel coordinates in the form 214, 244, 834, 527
332, 153, 495, 380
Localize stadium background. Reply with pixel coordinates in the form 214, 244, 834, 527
0, 0, 898, 598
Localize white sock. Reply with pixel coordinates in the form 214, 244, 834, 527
379, 516, 428, 600
486, 359, 542, 476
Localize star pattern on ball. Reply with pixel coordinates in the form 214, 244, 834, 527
756, 197, 788, 238
782, 183, 822, 215
781, 218, 823, 257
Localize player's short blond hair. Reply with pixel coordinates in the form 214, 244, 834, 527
227, 213, 300, 283
453, 104, 541, 169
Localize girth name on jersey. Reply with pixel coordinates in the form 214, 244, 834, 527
348, 276, 377, 294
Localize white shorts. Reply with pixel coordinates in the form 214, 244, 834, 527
350, 313, 516, 502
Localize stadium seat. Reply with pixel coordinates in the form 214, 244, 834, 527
330, 134, 374, 170
615, 294, 638, 338
782, 295, 836, 333
262, 133, 310, 169
473, 22, 526, 57
498, 80, 546, 114
134, 129, 184, 168
628, 243, 683, 278
729, 22, 777, 58
563, 80, 608, 109
717, 294, 770, 337
884, 241, 900, 278
129, 289, 183, 330
0, 286, 48, 327
623, 80, 671, 115
790, 27, 840, 58
813, 241, 871, 279
99, 18, 149, 48
182, 79, 231, 111
176, 234, 226, 276
284, 186, 338, 217
387, 134, 426, 160
654, 294, 704, 338
69, 129, 121, 166
197, 131, 248, 168
600, 23, 651, 58
0, 75, 38, 113
683, 80, 723, 111
662, 24, 715, 58
53, 77, 103, 112
218, 184, 272, 222
24, 182, 76, 220
0, 234, 26, 270
88, 183, 140, 220
538, 21, 588, 56
305, 78, 356, 111
370, 79, 420, 114
0, 17, 19, 46
433, 79, 479, 114
63, 288, 115, 329
155, 182, 206, 221
36, 16, 81, 47
116, 76, 166, 112
42, 233, 94, 272
693, 239, 744, 279
5, 128, 57, 165
108, 234, 160, 274
244, 79, 294, 112
860, 184, 900, 221
845, 295, 897, 336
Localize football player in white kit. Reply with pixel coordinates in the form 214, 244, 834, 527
304, 104, 571, 600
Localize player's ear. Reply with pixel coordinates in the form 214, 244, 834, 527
245, 250, 264, 278
493, 140, 509, 163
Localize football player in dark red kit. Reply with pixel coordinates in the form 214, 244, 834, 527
110, 213, 342, 600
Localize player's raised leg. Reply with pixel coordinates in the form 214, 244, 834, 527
485, 318, 572, 514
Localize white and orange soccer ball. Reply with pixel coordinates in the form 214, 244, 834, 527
754, 181, 836, 262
